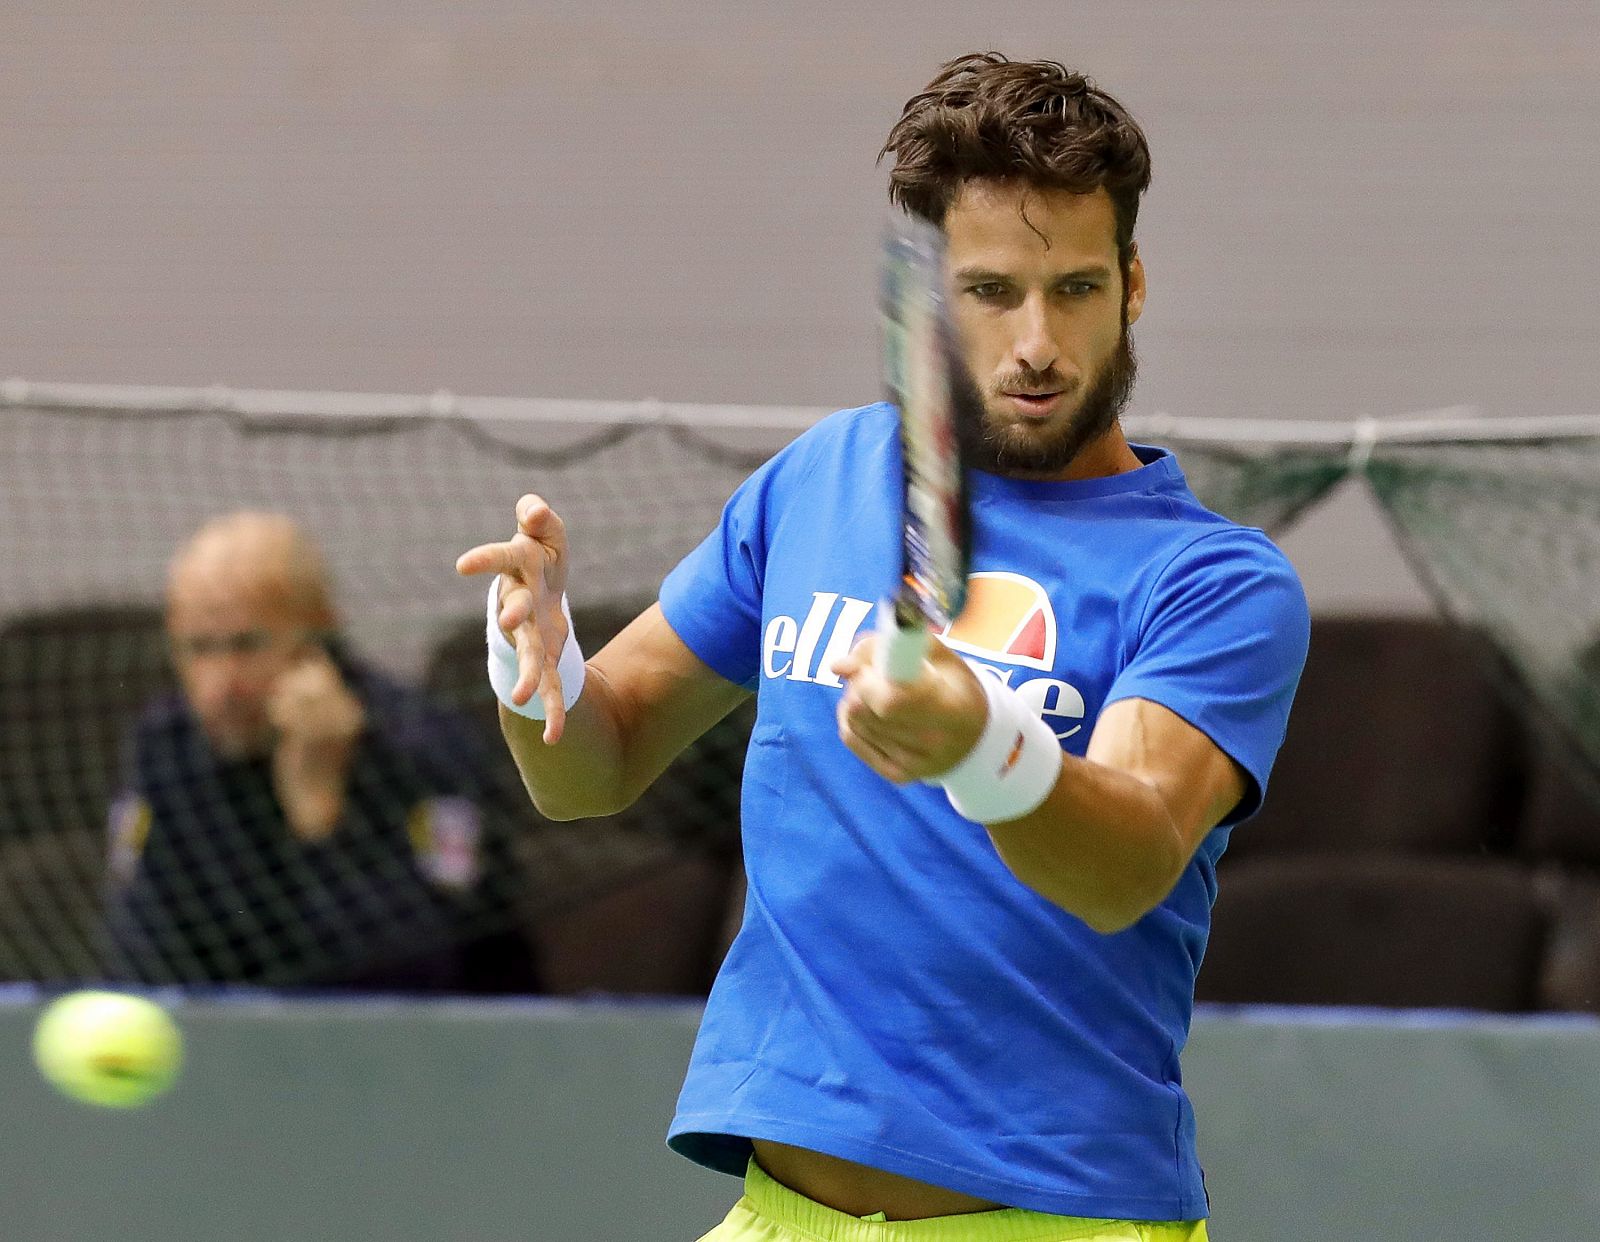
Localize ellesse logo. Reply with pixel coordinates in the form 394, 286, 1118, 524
938, 572, 1057, 670
761, 576, 1087, 741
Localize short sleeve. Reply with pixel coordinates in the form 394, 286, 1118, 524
659, 445, 798, 691
1104, 527, 1310, 825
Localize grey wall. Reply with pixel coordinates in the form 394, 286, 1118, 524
4, 994, 1598, 1242
4, 2, 1598, 611
5, 1, 1598, 415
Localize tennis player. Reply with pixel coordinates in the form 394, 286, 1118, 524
458, 52, 1309, 1242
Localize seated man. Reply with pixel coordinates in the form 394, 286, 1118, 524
105, 511, 535, 990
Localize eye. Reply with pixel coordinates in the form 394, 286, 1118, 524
967, 282, 1007, 300
229, 630, 275, 656
1062, 280, 1098, 297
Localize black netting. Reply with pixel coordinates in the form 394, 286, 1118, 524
1366, 438, 1600, 807
0, 401, 791, 991
1149, 440, 1348, 534
6, 389, 1597, 994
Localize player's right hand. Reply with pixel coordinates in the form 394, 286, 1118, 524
454, 494, 572, 744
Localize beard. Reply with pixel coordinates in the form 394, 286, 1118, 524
964, 326, 1138, 477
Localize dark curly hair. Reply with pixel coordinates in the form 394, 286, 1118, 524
880, 53, 1152, 268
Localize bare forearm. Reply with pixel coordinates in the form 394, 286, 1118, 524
498, 664, 631, 820
498, 641, 749, 822
460, 507, 748, 828
832, 642, 1243, 936
273, 757, 352, 842
985, 755, 1187, 934
267, 655, 367, 842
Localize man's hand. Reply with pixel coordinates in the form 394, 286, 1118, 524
831, 635, 988, 784
267, 648, 365, 841
454, 494, 573, 745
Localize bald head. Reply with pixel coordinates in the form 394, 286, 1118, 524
166, 513, 339, 757
167, 512, 336, 630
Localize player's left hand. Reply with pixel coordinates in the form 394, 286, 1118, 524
831, 637, 987, 784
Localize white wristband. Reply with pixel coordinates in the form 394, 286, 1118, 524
485, 577, 586, 719
935, 673, 1063, 824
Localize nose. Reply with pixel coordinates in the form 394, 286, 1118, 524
1012, 293, 1059, 376
190, 653, 254, 712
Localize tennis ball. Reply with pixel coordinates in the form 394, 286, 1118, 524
33, 990, 183, 1108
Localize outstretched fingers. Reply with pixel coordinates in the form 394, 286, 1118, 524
455, 539, 522, 579
460, 493, 575, 746
497, 581, 536, 634
508, 616, 545, 708
516, 494, 566, 547
535, 595, 574, 744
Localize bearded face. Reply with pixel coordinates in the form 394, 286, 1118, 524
967, 325, 1137, 476
944, 180, 1145, 480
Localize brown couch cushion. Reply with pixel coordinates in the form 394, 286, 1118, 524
534, 853, 737, 996
0, 605, 173, 840
1239, 618, 1522, 856
1199, 854, 1548, 1012
1517, 747, 1600, 871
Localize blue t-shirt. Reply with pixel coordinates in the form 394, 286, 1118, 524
659, 403, 1309, 1220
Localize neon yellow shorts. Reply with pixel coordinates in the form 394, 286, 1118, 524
696, 1160, 1208, 1242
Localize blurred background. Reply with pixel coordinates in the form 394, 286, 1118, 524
2, 2, 1599, 1239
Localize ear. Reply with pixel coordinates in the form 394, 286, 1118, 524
1123, 243, 1147, 327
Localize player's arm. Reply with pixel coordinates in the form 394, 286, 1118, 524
981, 695, 1244, 933
456, 494, 748, 822
500, 604, 747, 820
832, 639, 1245, 934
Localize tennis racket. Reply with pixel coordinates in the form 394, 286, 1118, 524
876, 213, 977, 683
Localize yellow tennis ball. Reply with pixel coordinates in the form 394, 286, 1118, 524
33, 991, 183, 1108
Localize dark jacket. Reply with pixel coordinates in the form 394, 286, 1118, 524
105, 650, 535, 991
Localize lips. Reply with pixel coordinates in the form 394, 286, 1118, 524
1002, 391, 1065, 419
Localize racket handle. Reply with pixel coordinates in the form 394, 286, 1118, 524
876, 598, 931, 683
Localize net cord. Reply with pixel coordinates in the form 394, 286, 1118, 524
7, 379, 1600, 446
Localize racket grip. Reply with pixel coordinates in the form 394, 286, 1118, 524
876, 598, 930, 683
